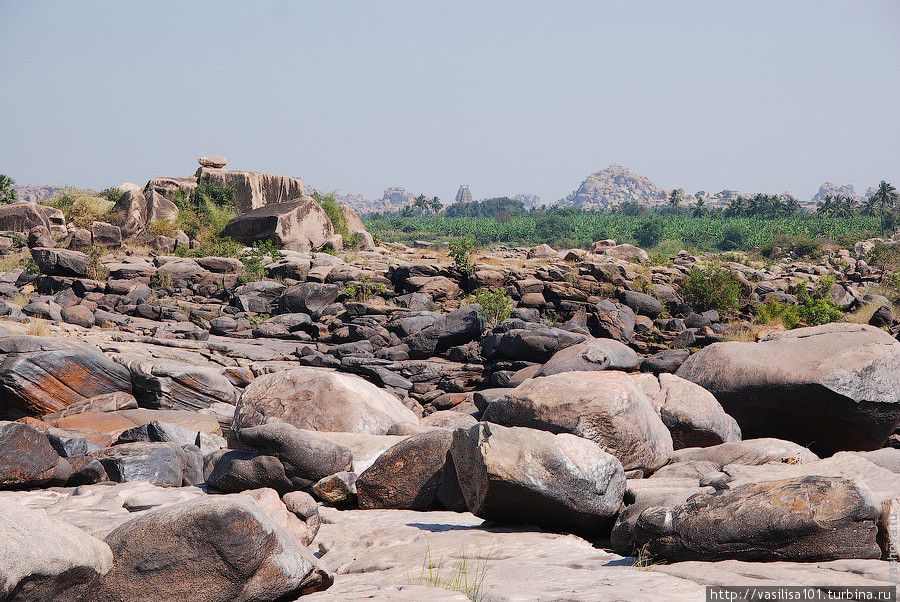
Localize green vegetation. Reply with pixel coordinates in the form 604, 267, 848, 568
758, 233, 822, 259
366, 210, 880, 253
793, 276, 843, 326
444, 196, 524, 219
173, 238, 243, 259
632, 219, 664, 248
240, 240, 283, 283
344, 275, 387, 302
755, 298, 801, 329
312, 191, 349, 238
468, 287, 513, 327
42, 188, 115, 228
173, 182, 237, 246
448, 237, 477, 275
0, 174, 17, 204
99, 187, 122, 203
85, 247, 109, 281
681, 264, 742, 314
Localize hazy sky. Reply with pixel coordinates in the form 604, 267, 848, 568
1, 1, 898, 203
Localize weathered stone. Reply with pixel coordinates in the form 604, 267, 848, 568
357, 429, 452, 510
450, 422, 625, 535
535, 338, 640, 377
0, 500, 113, 600
233, 367, 419, 436
483, 371, 673, 474
223, 196, 333, 250
30, 248, 88, 277
0, 421, 70, 489
676, 323, 900, 453
91, 496, 331, 601
633, 476, 882, 561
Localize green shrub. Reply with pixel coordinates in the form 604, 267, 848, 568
43, 188, 114, 228
172, 183, 237, 246
758, 234, 821, 259
148, 220, 177, 236
755, 299, 800, 328
469, 287, 513, 327
344, 275, 387, 302
174, 238, 243, 259
85, 247, 109, 281
312, 192, 349, 238
448, 237, 476, 276
240, 240, 283, 283
632, 220, 664, 248
681, 264, 742, 314
718, 225, 747, 251
99, 187, 122, 203
793, 276, 842, 326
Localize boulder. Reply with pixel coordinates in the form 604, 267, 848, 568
0, 501, 113, 600
590, 299, 636, 342
89, 442, 194, 487
312, 471, 358, 505
482, 325, 586, 363
619, 290, 663, 318
123, 357, 237, 412
450, 422, 625, 535
30, 247, 88, 277
198, 155, 228, 168
0, 336, 132, 419
357, 429, 453, 510
405, 305, 485, 359
526, 244, 557, 259
197, 167, 305, 212
232, 367, 419, 435
0, 202, 64, 234
633, 476, 882, 561
483, 371, 673, 474
278, 282, 342, 318
676, 323, 900, 453
0, 421, 71, 489
339, 205, 376, 251
239, 488, 318, 546
91, 496, 331, 601
235, 421, 353, 491
650, 374, 741, 449
90, 221, 122, 247
535, 338, 641, 377
223, 196, 333, 250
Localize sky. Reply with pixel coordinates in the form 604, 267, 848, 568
1, 0, 898, 203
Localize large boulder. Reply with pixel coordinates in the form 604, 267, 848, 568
232, 367, 419, 435
0, 336, 132, 419
91, 496, 331, 601
405, 305, 485, 359
0, 501, 113, 600
676, 323, 900, 453
90, 442, 197, 487
30, 247, 89, 277
0, 202, 64, 234
197, 167, 305, 212
632, 476, 882, 561
534, 338, 641, 377
357, 429, 453, 510
234, 421, 353, 491
450, 422, 625, 535
483, 371, 673, 474
223, 197, 333, 251
122, 357, 237, 412
278, 282, 342, 318
482, 324, 586, 363
0, 421, 71, 489
643, 373, 741, 449
339, 205, 376, 251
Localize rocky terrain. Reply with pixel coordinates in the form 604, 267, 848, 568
561, 164, 670, 209
0, 159, 898, 600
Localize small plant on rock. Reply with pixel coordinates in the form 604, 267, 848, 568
468, 287, 513, 327
344, 275, 387, 302
681, 264, 742, 314
85, 246, 109, 281
449, 237, 476, 276
240, 240, 283, 283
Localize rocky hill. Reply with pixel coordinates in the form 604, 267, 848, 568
13, 184, 68, 203
812, 181, 860, 203
561, 165, 668, 209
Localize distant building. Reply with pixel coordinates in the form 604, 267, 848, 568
454, 184, 473, 205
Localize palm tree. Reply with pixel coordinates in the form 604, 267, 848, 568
427, 196, 443, 215
0, 174, 17, 204
816, 195, 837, 216
692, 197, 706, 217
413, 194, 429, 214
668, 189, 682, 209
870, 181, 899, 234
724, 197, 746, 217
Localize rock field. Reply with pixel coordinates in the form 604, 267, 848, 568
0, 161, 898, 601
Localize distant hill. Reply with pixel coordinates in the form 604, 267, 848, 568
13, 184, 68, 203
560, 165, 668, 209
